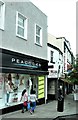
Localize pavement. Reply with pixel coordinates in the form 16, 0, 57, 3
1, 93, 78, 119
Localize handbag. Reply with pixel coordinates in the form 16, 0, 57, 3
23, 101, 27, 106
27, 102, 30, 110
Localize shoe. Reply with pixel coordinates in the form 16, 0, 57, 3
25, 109, 28, 111
30, 110, 32, 114
6, 103, 10, 106
25, 109, 28, 112
21, 111, 24, 113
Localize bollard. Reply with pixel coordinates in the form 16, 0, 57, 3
57, 95, 64, 112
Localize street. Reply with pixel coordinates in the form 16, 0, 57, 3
1, 93, 78, 119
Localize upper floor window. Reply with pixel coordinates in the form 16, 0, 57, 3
35, 24, 42, 46
0, 1, 5, 30
50, 51, 54, 63
16, 11, 27, 40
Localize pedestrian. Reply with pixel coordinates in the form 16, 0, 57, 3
20, 89, 28, 113
29, 90, 37, 114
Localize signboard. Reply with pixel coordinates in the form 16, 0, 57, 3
38, 76, 44, 99
0, 51, 48, 72
1, 53, 41, 69
11, 57, 41, 69
48, 68, 57, 78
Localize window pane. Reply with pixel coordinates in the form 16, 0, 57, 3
51, 51, 53, 63
36, 25, 41, 35
0, 3, 4, 29
36, 36, 40, 44
17, 26, 24, 37
18, 15, 24, 27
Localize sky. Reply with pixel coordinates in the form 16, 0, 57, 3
30, 0, 77, 56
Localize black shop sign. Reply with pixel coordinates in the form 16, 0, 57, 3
1, 53, 41, 70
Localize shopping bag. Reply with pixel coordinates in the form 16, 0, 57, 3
27, 102, 30, 110
23, 101, 27, 106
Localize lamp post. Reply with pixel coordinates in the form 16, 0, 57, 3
57, 66, 64, 112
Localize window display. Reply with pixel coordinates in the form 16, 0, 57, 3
0, 74, 4, 99
0, 73, 39, 109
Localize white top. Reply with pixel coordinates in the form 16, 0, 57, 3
6, 82, 11, 94
22, 92, 28, 102
30, 94, 36, 102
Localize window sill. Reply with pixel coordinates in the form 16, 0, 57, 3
16, 34, 27, 41
35, 43, 42, 47
0, 27, 4, 31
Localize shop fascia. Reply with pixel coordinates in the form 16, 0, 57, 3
12, 57, 41, 68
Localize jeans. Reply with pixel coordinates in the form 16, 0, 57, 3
31, 102, 36, 111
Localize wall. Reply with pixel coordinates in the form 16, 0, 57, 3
1, 1, 47, 60
47, 45, 63, 78
48, 34, 64, 53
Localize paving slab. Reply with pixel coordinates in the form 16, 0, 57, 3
1, 94, 78, 119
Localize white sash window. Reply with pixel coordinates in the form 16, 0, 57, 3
0, 1, 5, 30
16, 11, 27, 40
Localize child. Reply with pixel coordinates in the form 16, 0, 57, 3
29, 90, 37, 114
20, 89, 28, 113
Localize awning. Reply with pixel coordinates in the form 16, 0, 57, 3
0, 67, 49, 75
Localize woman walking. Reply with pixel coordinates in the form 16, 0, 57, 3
29, 90, 37, 114
20, 89, 28, 113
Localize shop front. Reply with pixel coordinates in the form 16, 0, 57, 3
47, 66, 58, 101
0, 48, 48, 114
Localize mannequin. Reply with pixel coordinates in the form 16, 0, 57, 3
5, 81, 11, 106
27, 77, 32, 95
15, 74, 19, 90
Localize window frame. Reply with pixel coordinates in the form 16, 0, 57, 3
35, 24, 42, 46
16, 11, 27, 40
0, 1, 5, 30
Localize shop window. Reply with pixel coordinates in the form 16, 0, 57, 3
0, 73, 39, 108
35, 24, 42, 46
0, 1, 5, 30
4, 73, 25, 104
16, 11, 27, 40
